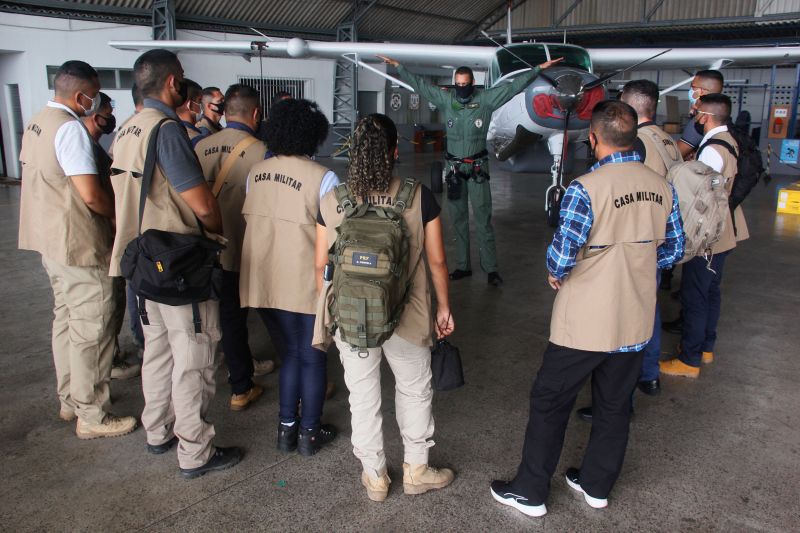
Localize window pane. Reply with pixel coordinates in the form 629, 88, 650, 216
118, 69, 134, 90
97, 69, 117, 90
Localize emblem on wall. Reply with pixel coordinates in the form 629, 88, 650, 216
409, 93, 420, 110
390, 92, 402, 111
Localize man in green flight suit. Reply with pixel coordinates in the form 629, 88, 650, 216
379, 55, 562, 286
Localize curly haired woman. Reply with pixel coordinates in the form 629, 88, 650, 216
314, 114, 455, 502
240, 98, 340, 456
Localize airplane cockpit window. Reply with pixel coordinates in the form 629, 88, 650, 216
545, 45, 593, 72
491, 44, 593, 83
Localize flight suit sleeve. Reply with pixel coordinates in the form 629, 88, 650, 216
396, 64, 451, 109
483, 68, 540, 111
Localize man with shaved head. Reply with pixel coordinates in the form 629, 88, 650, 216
491, 100, 683, 517
678, 69, 724, 160
176, 78, 205, 147
196, 86, 224, 136
18, 60, 138, 439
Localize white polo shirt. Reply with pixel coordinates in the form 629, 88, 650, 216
696, 124, 729, 173
46, 101, 97, 177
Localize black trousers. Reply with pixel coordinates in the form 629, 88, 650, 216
219, 270, 254, 395
510, 343, 643, 502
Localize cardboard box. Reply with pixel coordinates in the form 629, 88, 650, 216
777, 181, 800, 214
663, 122, 681, 134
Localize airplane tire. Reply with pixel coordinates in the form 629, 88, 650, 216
430, 161, 444, 193
546, 188, 563, 228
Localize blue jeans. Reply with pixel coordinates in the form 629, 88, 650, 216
126, 282, 145, 349
257, 308, 327, 429
640, 270, 662, 381
679, 252, 729, 367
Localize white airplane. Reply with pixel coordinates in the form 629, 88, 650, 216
109, 37, 800, 225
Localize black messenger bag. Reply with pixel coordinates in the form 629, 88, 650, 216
120, 118, 224, 332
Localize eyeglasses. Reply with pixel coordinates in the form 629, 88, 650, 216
695, 110, 717, 117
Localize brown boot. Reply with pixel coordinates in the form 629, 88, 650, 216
361, 471, 391, 502
76, 415, 137, 440
230, 385, 264, 411
402, 463, 454, 495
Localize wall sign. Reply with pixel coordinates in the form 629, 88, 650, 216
409, 93, 420, 110
390, 92, 402, 111
780, 139, 799, 164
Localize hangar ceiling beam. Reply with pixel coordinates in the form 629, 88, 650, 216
457, 0, 529, 42
554, 0, 585, 27
645, 0, 667, 22
152, 0, 175, 41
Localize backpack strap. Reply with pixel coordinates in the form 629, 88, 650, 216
334, 183, 358, 217
212, 135, 260, 197
697, 138, 737, 160
393, 178, 418, 215
138, 118, 172, 235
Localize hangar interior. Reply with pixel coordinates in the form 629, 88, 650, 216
0, 0, 799, 531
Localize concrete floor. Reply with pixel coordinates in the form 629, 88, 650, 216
1, 153, 798, 532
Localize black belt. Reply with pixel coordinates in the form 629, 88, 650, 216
446, 150, 488, 163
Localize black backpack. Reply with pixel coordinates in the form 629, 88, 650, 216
698, 125, 768, 211
120, 118, 224, 333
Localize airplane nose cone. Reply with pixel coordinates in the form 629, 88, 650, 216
287, 37, 309, 58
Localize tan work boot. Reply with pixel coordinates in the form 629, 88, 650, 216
402, 463, 455, 495
230, 385, 264, 411
76, 415, 137, 440
702, 351, 714, 364
59, 408, 76, 422
253, 359, 275, 377
362, 471, 391, 502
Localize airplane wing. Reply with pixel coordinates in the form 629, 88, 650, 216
109, 39, 497, 69
588, 46, 800, 70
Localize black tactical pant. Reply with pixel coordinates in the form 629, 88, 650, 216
510, 343, 643, 502
219, 270, 254, 395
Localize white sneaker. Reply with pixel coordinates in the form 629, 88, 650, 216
253, 358, 275, 376
565, 468, 608, 508
490, 480, 547, 517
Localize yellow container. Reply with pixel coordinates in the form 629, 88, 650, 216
777, 181, 800, 214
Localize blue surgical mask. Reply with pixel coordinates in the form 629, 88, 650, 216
688, 88, 698, 107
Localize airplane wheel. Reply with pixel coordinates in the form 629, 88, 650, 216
430, 161, 444, 193
546, 187, 563, 228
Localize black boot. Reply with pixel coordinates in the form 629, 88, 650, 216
297, 424, 337, 457
449, 269, 472, 280
277, 420, 299, 453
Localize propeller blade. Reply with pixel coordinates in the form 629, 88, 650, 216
582, 49, 672, 91
480, 30, 558, 88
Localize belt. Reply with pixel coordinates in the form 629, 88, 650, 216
446, 149, 488, 163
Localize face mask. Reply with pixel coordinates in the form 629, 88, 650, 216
174, 78, 188, 107
78, 92, 100, 117
96, 114, 116, 135
693, 118, 705, 136
188, 100, 202, 122
688, 88, 699, 107
209, 102, 224, 115
455, 85, 474, 103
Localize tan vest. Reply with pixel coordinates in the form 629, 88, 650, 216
108, 107, 208, 277
317, 178, 434, 347
638, 124, 681, 177
704, 130, 749, 254
195, 128, 266, 272
195, 116, 221, 135
240, 155, 327, 314
18, 105, 113, 267
550, 162, 673, 352
185, 123, 202, 143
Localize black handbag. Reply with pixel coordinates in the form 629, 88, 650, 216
430, 339, 464, 391
120, 118, 224, 332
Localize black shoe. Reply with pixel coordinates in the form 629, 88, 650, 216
147, 435, 178, 455
489, 480, 547, 517
576, 404, 634, 423
277, 420, 299, 453
180, 446, 243, 479
662, 316, 683, 334
449, 269, 472, 281
637, 379, 661, 396
576, 406, 594, 422
297, 424, 337, 456
565, 468, 607, 508
487, 272, 504, 286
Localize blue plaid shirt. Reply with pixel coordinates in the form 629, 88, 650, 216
546, 151, 685, 353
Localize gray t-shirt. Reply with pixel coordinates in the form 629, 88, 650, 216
143, 98, 206, 193
679, 116, 703, 150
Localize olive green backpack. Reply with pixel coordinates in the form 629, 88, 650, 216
330, 178, 419, 354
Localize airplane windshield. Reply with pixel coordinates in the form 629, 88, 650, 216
492, 44, 592, 81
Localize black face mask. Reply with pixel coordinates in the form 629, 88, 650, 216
97, 114, 116, 135
174, 79, 188, 107
209, 102, 224, 115
455, 85, 474, 103
693, 119, 705, 136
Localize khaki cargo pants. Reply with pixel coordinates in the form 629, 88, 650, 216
140, 299, 221, 469
42, 257, 115, 425
334, 330, 435, 479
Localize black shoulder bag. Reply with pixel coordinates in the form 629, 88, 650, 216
120, 118, 225, 333
431, 338, 465, 391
